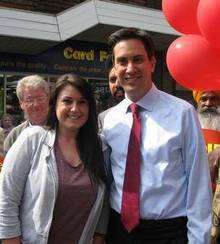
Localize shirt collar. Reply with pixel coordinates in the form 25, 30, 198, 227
119, 84, 159, 113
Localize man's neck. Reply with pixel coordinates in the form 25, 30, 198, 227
29, 120, 46, 126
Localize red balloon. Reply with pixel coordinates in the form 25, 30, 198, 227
162, 0, 201, 34
198, 0, 220, 49
166, 35, 220, 90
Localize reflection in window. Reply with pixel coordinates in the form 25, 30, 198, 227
0, 74, 4, 117
6, 75, 23, 124
48, 75, 58, 88
88, 79, 109, 113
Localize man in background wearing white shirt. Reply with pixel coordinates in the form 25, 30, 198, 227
101, 27, 212, 244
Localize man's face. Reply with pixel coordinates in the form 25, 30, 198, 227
20, 87, 49, 125
197, 91, 220, 130
108, 68, 124, 102
113, 38, 156, 102
198, 91, 220, 114
1, 115, 13, 128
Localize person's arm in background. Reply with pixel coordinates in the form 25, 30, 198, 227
208, 147, 220, 187
182, 107, 212, 244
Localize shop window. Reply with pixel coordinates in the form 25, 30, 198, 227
48, 76, 110, 113
6, 75, 23, 124
0, 74, 4, 116
88, 79, 109, 113
48, 75, 59, 87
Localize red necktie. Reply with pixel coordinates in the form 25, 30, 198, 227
121, 103, 141, 232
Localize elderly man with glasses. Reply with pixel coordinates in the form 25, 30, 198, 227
4, 75, 50, 154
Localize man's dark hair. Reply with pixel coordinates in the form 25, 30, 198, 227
47, 73, 106, 184
108, 27, 155, 60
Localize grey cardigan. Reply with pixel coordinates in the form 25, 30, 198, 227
0, 126, 108, 244
4, 120, 29, 154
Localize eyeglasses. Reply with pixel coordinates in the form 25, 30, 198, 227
23, 95, 48, 106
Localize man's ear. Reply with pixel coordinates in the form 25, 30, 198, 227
151, 56, 156, 73
19, 100, 25, 111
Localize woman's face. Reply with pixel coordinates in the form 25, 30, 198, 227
2, 116, 13, 128
56, 84, 89, 134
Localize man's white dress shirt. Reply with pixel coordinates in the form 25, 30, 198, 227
101, 84, 212, 244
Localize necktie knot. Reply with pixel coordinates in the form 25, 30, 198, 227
130, 103, 140, 119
